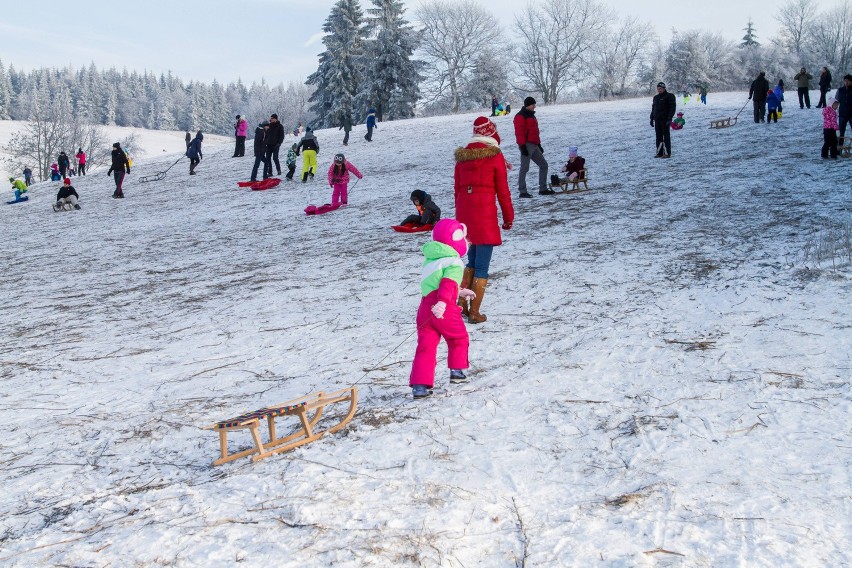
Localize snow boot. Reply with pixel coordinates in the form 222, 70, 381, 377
302, 172, 309, 183
74, 204, 81, 210
412, 385, 433, 399
458, 267, 474, 317
449, 370, 469, 384
519, 192, 533, 198
539, 188, 556, 195
468, 277, 488, 324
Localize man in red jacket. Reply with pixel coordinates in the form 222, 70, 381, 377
513, 96, 552, 197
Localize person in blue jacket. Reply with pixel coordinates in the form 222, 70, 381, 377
364, 108, 377, 142
774, 80, 785, 117
766, 89, 781, 123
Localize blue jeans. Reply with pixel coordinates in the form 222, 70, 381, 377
466, 245, 494, 279
251, 154, 267, 180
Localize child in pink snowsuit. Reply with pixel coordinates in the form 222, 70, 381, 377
409, 218, 475, 399
327, 153, 362, 206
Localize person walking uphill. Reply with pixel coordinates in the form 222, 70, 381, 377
250, 121, 269, 182
296, 128, 320, 182
327, 153, 362, 206
514, 96, 551, 196
364, 108, 377, 142
107, 142, 130, 198
57, 152, 71, 178
264, 114, 285, 177
748, 72, 770, 123
794, 67, 813, 109
340, 112, 352, 146
650, 82, 676, 158
454, 116, 514, 324
186, 131, 203, 175
233, 115, 248, 157
409, 218, 473, 399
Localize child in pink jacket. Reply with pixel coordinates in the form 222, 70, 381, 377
409, 218, 475, 398
327, 153, 363, 206
822, 100, 840, 159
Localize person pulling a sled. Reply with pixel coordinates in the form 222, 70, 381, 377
187, 131, 203, 175
399, 190, 441, 228
327, 153, 362, 206
54, 178, 81, 210
409, 218, 474, 399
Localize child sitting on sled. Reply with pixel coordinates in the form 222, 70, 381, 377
399, 190, 441, 228
671, 111, 685, 130
327, 153, 363, 206
550, 146, 586, 186
54, 178, 81, 210
409, 218, 474, 399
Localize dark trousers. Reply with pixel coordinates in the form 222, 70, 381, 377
251, 154, 267, 180
839, 115, 852, 142
271, 144, 281, 174
189, 158, 200, 174
365, 126, 373, 141
59, 165, 67, 177
78, 164, 86, 175
24, 176, 31, 186
817, 88, 829, 108
753, 100, 766, 122
654, 121, 671, 155
768, 108, 778, 123
343, 130, 350, 145
285, 164, 296, 179
113, 171, 125, 194
798, 88, 811, 108
234, 136, 246, 157
518, 144, 549, 192
263, 147, 275, 178
822, 129, 839, 158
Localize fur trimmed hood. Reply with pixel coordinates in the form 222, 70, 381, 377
454, 144, 503, 163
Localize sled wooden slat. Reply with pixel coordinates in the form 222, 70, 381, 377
709, 117, 736, 129
550, 169, 590, 193
205, 387, 358, 466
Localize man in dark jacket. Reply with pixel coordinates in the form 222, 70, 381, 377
57, 152, 70, 178
106, 142, 130, 198
513, 96, 551, 196
817, 67, 832, 108
264, 114, 285, 176
251, 121, 269, 181
834, 74, 852, 142
748, 72, 770, 123
794, 67, 812, 108
650, 82, 676, 158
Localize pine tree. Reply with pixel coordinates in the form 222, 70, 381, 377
741, 19, 760, 48
307, 0, 367, 128
359, 0, 421, 121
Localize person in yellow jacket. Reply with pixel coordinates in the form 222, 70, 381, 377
9, 177, 28, 202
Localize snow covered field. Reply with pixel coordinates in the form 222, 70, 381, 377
1, 92, 850, 567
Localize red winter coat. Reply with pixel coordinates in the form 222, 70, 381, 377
454, 142, 514, 246
513, 108, 541, 146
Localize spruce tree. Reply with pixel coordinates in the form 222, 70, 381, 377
741, 19, 760, 48
0, 60, 12, 120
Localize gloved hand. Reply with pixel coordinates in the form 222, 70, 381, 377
649, 119, 655, 127
458, 289, 476, 301
538, 144, 544, 153
126, 169, 130, 174
519, 144, 529, 156
107, 170, 112, 176
431, 301, 447, 319
502, 221, 513, 230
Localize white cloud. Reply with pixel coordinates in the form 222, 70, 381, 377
304, 32, 325, 48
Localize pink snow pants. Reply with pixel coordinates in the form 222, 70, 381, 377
409, 291, 469, 388
331, 183, 348, 205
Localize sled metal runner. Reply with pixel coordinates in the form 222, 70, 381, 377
205, 387, 358, 465
709, 99, 750, 129
139, 156, 183, 183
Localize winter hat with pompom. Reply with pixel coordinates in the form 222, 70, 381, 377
431, 218, 468, 257
568, 146, 578, 158
63, 178, 71, 185
472, 116, 500, 144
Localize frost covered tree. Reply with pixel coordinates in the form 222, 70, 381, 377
590, 16, 656, 99
360, 0, 421, 121
463, 47, 511, 109
665, 30, 738, 91
512, 0, 609, 103
307, 0, 366, 128
807, 1, 852, 73
0, 60, 13, 120
776, 0, 817, 61
741, 19, 760, 48
416, 0, 502, 113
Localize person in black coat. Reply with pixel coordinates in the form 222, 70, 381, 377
817, 67, 832, 108
106, 142, 130, 198
650, 82, 676, 158
264, 114, 285, 177
749, 71, 770, 123
400, 190, 441, 227
186, 131, 203, 175
250, 121, 270, 181
55, 178, 81, 210
834, 74, 852, 142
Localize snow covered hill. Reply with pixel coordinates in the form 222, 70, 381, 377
1, 93, 850, 567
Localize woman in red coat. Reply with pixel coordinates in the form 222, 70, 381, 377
454, 116, 515, 323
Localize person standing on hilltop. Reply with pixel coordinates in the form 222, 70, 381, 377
250, 120, 269, 182
264, 114, 285, 176
75, 148, 87, 175
186, 131, 204, 175
233, 115, 248, 157
794, 67, 813, 109
513, 96, 551, 196
748, 71, 770, 123
107, 142, 130, 198
650, 82, 676, 158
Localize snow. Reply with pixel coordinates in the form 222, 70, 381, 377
1, 92, 850, 566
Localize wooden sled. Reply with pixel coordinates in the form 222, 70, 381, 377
839, 137, 852, 158
709, 117, 737, 129
205, 387, 357, 466
549, 169, 590, 193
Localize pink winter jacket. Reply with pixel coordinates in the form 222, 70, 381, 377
327, 160, 363, 185
823, 106, 838, 130
236, 119, 249, 137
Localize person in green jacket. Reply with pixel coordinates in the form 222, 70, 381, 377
9, 177, 28, 202
794, 67, 813, 109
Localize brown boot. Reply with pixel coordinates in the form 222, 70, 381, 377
458, 267, 474, 317
468, 277, 488, 323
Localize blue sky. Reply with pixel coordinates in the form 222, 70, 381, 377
2, 0, 792, 85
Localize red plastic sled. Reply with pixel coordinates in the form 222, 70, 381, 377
391, 223, 434, 233
238, 178, 281, 190
305, 203, 342, 215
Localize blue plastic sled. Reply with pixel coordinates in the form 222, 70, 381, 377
6, 195, 29, 205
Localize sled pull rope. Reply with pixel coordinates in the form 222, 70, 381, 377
350, 314, 434, 388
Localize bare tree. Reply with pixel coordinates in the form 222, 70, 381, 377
808, 0, 852, 74
591, 16, 656, 99
416, 0, 502, 113
776, 0, 817, 61
512, 0, 609, 103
